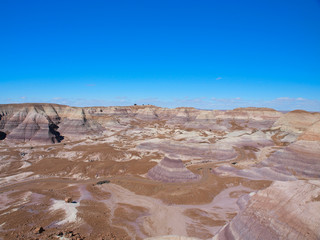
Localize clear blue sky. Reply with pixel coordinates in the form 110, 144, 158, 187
1, 0, 320, 110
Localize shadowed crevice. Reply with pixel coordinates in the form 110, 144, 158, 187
48, 124, 64, 143
0, 131, 6, 140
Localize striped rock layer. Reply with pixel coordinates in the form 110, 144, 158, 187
213, 180, 320, 240
147, 157, 200, 183
0, 103, 284, 143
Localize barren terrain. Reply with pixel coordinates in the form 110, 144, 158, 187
0, 104, 319, 240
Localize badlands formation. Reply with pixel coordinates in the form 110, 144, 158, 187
0, 103, 320, 239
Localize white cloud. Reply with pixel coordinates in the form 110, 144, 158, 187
276, 97, 291, 100
296, 97, 306, 101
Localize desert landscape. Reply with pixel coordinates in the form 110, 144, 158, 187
2, 0, 320, 239
0, 103, 319, 240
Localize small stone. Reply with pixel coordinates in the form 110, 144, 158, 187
65, 197, 73, 203
33, 226, 44, 234
66, 230, 74, 237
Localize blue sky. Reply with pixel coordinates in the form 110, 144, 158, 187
1, 0, 320, 110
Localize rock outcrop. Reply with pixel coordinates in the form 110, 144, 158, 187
273, 110, 320, 135
0, 103, 105, 143
263, 140, 320, 178
299, 120, 320, 141
213, 180, 320, 240
147, 157, 200, 183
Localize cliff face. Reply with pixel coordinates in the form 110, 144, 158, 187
0, 104, 107, 143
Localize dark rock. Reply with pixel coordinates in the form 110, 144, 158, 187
33, 226, 44, 234
96, 180, 110, 185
